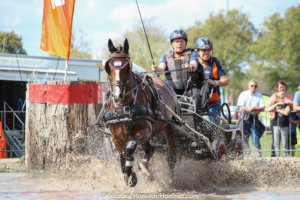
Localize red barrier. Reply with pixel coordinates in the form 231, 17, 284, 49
0, 121, 7, 159
28, 83, 103, 104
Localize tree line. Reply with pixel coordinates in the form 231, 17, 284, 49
1, 5, 299, 102
107, 5, 300, 101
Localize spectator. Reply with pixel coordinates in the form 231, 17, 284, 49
267, 80, 293, 156
290, 83, 300, 156
237, 80, 265, 152
293, 83, 300, 111
290, 111, 299, 157
267, 92, 291, 157
190, 37, 229, 124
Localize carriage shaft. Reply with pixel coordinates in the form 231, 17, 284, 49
163, 104, 217, 160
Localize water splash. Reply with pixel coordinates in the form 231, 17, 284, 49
25, 152, 300, 195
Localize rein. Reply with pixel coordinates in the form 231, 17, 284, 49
124, 72, 147, 98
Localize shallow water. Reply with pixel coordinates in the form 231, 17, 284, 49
1, 154, 300, 199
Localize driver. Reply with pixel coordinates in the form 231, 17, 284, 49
190, 37, 229, 124
152, 29, 203, 95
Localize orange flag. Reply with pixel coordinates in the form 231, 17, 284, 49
40, 0, 75, 61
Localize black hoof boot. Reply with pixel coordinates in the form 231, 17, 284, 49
124, 172, 137, 187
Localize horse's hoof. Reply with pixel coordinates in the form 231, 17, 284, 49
124, 172, 137, 187
169, 179, 177, 189
147, 174, 155, 182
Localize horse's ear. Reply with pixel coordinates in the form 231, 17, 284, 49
108, 39, 117, 53
104, 60, 110, 75
123, 38, 129, 54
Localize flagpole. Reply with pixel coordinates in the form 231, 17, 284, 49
64, 61, 69, 81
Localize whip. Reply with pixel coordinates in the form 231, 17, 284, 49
135, 0, 157, 76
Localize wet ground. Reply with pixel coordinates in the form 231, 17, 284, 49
1, 155, 300, 199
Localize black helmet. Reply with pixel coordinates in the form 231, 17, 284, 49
170, 29, 188, 43
195, 37, 213, 50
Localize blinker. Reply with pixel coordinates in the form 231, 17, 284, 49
109, 60, 130, 70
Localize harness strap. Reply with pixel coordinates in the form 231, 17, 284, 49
103, 105, 158, 125
134, 72, 159, 115
128, 117, 134, 139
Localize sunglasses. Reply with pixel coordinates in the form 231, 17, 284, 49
250, 85, 258, 88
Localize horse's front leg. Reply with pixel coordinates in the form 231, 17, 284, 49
123, 136, 139, 187
120, 153, 125, 173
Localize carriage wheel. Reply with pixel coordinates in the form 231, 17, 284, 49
216, 140, 227, 161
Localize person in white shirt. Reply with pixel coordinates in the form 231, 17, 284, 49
294, 83, 300, 111
237, 80, 265, 151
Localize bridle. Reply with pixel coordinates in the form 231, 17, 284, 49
106, 52, 134, 106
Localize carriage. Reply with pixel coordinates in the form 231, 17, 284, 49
96, 39, 244, 187
156, 94, 244, 161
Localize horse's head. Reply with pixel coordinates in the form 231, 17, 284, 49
105, 38, 132, 107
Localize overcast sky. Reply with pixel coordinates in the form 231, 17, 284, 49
0, 0, 299, 59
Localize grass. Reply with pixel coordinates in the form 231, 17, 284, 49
0, 158, 25, 172
248, 130, 300, 157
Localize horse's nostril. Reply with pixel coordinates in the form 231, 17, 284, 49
114, 95, 120, 102
114, 93, 123, 104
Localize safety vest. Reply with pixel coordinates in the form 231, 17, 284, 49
165, 48, 192, 90
199, 59, 220, 103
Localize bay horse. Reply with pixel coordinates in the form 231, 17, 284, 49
103, 38, 178, 187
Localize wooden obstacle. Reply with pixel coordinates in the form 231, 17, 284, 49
25, 80, 111, 170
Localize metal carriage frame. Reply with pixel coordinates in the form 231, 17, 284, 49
169, 94, 244, 161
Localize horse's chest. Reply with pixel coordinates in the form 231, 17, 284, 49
110, 123, 129, 137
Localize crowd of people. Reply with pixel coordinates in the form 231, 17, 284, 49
236, 80, 300, 157
152, 29, 300, 157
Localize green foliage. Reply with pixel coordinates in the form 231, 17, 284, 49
188, 10, 256, 72
250, 5, 300, 94
187, 9, 257, 101
99, 5, 300, 99
0, 30, 27, 54
69, 48, 92, 59
69, 31, 92, 59
124, 23, 169, 71
100, 19, 169, 71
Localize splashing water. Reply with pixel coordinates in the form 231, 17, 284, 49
23, 151, 300, 196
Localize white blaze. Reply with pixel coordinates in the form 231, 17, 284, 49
114, 70, 121, 99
